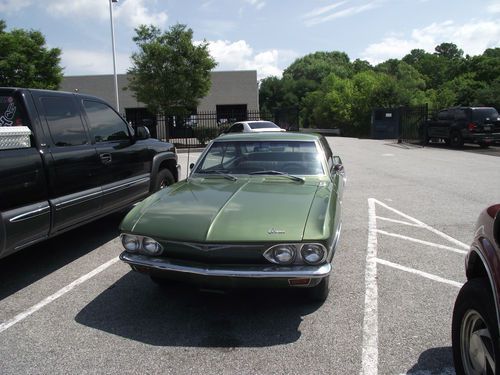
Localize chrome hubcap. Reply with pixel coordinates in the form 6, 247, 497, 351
461, 309, 496, 374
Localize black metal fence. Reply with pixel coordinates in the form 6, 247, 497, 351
398, 104, 429, 145
126, 108, 299, 148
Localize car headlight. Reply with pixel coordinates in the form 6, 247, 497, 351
142, 237, 163, 255
263, 244, 296, 265
121, 234, 140, 252
300, 244, 326, 265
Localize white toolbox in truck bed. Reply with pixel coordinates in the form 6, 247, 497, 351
0, 126, 31, 150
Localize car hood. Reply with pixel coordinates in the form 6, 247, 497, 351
121, 177, 334, 242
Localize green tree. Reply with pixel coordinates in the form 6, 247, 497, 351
127, 24, 217, 115
0, 20, 63, 89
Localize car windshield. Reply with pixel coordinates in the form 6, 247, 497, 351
248, 121, 280, 129
472, 108, 499, 121
194, 140, 324, 176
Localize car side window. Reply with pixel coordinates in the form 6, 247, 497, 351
83, 100, 130, 143
229, 123, 244, 133
41, 96, 88, 147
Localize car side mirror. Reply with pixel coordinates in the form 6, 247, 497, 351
190, 163, 195, 170
135, 126, 150, 140
332, 155, 344, 174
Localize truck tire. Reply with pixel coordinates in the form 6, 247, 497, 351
449, 131, 464, 148
153, 169, 175, 191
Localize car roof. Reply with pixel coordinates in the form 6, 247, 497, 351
216, 131, 321, 142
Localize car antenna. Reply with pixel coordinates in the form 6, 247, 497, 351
186, 145, 190, 181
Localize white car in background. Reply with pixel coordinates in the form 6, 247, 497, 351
224, 120, 286, 133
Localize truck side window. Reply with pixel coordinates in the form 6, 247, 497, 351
41, 97, 88, 147
83, 100, 130, 143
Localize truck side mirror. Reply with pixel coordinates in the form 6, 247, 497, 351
135, 126, 150, 140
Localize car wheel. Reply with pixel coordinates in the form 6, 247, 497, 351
307, 276, 330, 303
154, 169, 175, 191
452, 278, 499, 375
449, 131, 464, 148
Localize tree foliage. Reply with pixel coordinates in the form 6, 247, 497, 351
0, 20, 63, 89
127, 24, 217, 115
259, 42, 500, 135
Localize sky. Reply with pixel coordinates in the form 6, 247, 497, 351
1, 0, 500, 81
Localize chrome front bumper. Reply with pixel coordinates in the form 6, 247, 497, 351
120, 252, 331, 279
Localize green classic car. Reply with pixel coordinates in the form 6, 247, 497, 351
119, 132, 345, 301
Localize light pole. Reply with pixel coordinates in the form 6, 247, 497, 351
109, 0, 120, 113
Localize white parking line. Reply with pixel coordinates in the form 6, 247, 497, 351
361, 198, 379, 375
0, 257, 119, 334
375, 229, 468, 255
373, 199, 469, 250
376, 258, 463, 288
375, 216, 423, 227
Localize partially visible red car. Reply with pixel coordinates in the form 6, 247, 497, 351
452, 204, 500, 374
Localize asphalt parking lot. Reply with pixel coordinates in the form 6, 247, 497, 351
1, 138, 499, 375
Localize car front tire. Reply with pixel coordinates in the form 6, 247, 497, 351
452, 278, 499, 375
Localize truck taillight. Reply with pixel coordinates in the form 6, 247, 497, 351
467, 122, 477, 131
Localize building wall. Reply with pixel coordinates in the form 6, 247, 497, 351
60, 70, 259, 114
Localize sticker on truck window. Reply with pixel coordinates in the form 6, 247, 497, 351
0, 97, 17, 126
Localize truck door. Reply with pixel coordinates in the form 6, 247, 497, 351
0, 90, 51, 258
33, 91, 103, 233
80, 99, 151, 212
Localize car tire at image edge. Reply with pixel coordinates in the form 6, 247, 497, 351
452, 277, 500, 375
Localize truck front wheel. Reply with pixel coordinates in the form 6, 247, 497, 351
154, 169, 175, 191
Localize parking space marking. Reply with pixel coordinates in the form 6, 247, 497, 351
376, 258, 463, 288
375, 216, 423, 227
361, 198, 379, 375
375, 229, 468, 255
373, 199, 469, 250
0, 257, 119, 334
362, 198, 467, 375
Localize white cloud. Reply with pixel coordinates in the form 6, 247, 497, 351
61, 49, 131, 76
361, 20, 500, 64
45, 0, 167, 28
206, 40, 297, 79
245, 0, 266, 10
0, 0, 32, 14
302, 1, 349, 19
303, 1, 380, 26
487, 2, 500, 13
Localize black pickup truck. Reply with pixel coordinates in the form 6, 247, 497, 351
0, 88, 180, 260
421, 106, 500, 148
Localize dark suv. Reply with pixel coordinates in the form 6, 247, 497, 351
422, 106, 500, 148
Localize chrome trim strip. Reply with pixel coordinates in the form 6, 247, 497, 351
54, 191, 101, 209
10, 206, 50, 223
120, 252, 331, 278
102, 176, 150, 196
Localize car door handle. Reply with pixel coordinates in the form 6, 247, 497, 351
100, 153, 112, 165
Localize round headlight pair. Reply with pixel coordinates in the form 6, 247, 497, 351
121, 234, 163, 256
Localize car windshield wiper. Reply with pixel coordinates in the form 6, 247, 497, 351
249, 170, 304, 183
198, 170, 238, 181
